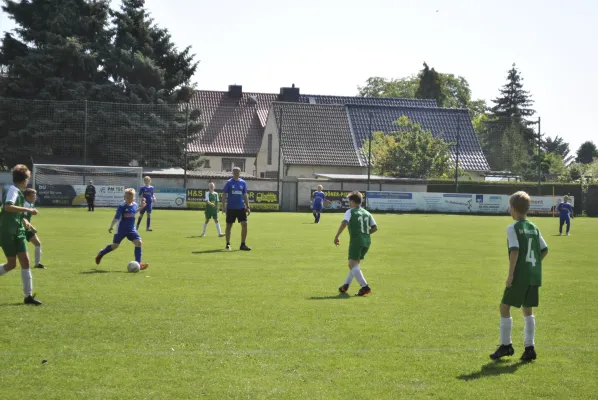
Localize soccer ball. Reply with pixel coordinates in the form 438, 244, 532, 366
127, 261, 140, 273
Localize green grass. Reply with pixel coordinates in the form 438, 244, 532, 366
1, 209, 597, 399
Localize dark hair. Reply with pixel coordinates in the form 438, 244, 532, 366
23, 188, 36, 197
347, 191, 363, 205
12, 164, 30, 183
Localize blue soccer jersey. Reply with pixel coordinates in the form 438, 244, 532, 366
223, 178, 247, 210
139, 186, 154, 204
115, 201, 139, 234
557, 202, 573, 219
313, 191, 326, 207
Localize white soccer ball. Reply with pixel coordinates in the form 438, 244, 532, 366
127, 261, 140, 273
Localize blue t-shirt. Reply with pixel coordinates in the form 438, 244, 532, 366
139, 186, 154, 204
557, 202, 573, 218
223, 178, 248, 210
313, 191, 326, 206
115, 201, 139, 234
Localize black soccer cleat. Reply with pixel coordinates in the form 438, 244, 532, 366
240, 244, 252, 251
338, 284, 350, 293
34, 264, 46, 269
520, 346, 537, 362
225, 244, 231, 251
24, 294, 42, 306
357, 285, 371, 296
490, 344, 515, 360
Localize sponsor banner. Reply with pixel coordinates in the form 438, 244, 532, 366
186, 189, 279, 210
153, 187, 186, 209
367, 192, 574, 215
310, 190, 367, 210
36, 184, 125, 206
74, 185, 125, 207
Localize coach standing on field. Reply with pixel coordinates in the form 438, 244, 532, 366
85, 180, 96, 212
222, 167, 251, 251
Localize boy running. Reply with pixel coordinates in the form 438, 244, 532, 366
490, 191, 548, 362
23, 188, 45, 269
334, 191, 376, 296
312, 185, 326, 224
0, 164, 42, 305
96, 188, 149, 270
137, 176, 156, 231
201, 183, 225, 237
556, 195, 573, 236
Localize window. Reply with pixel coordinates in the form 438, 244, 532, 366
222, 158, 245, 172
203, 159, 211, 168
267, 134, 273, 165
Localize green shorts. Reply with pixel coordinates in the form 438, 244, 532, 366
0, 233, 28, 257
205, 208, 218, 220
348, 242, 369, 261
502, 284, 539, 308
26, 230, 36, 242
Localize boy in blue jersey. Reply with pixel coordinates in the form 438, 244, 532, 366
556, 195, 574, 236
222, 167, 251, 251
95, 188, 149, 270
312, 185, 326, 223
137, 176, 156, 231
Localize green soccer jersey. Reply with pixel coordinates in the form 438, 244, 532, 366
0, 185, 26, 236
343, 207, 377, 246
24, 201, 35, 223
506, 219, 548, 286
205, 191, 219, 210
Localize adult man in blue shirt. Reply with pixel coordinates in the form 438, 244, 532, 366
222, 167, 251, 251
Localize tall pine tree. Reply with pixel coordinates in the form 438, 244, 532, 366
491, 64, 535, 118
415, 62, 446, 106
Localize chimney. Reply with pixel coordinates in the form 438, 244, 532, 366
278, 84, 300, 102
228, 84, 243, 98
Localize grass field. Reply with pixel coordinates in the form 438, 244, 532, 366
0, 209, 597, 399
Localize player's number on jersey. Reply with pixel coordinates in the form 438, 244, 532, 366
526, 238, 537, 267
358, 215, 370, 234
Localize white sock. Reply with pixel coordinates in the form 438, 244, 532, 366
216, 223, 222, 235
500, 317, 513, 345
0, 264, 6, 276
35, 246, 42, 266
343, 270, 353, 286
524, 315, 535, 347
202, 224, 208, 235
21, 268, 33, 297
351, 265, 368, 287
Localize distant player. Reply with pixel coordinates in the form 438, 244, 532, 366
95, 188, 149, 270
23, 188, 45, 269
0, 164, 42, 305
137, 176, 156, 231
201, 183, 225, 238
490, 191, 548, 362
311, 185, 326, 223
222, 167, 251, 251
334, 191, 376, 296
85, 180, 96, 211
556, 195, 573, 236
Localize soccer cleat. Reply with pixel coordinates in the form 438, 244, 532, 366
566, 233, 570, 236
489, 344, 515, 360
95, 252, 103, 265
34, 264, 46, 269
146, 228, 153, 232
24, 294, 42, 306
357, 285, 371, 296
520, 346, 537, 362
339, 284, 349, 293
218, 233, 226, 238
226, 244, 231, 251
240, 244, 252, 251
200, 233, 206, 237
140, 263, 149, 270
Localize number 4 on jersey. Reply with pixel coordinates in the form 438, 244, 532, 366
526, 238, 537, 267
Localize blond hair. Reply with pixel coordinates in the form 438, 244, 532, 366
510, 191, 531, 215
125, 188, 136, 197
317, 185, 323, 191
209, 182, 215, 190
144, 176, 151, 183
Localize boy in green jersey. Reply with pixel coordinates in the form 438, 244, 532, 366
0, 165, 42, 305
23, 188, 45, 269
201, 183, 225, 237
334, 191, 377, 296
490, 191, 548, 362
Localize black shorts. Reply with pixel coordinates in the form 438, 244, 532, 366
226, 208, 247, 224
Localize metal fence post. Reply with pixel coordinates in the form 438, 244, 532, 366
537, 116, 542, 195
455, 114, 461, 193
84, 100, 88, 166
184, 103, 189, 189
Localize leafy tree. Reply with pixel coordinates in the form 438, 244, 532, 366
567, 162, 586, 182
415, 62, 445, 106
544, 135, 574, 165
357, 76, 418, 98
491, 63, 535, 118
362, 116, 453, 178
575, 141, 598, 164
540, 152, 568, 182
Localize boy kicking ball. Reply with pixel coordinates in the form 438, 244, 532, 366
490, 191, 548, 362
201, 183, 225, 237
334, 191, 377, 296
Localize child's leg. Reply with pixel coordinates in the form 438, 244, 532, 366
499, 303, 513, 345
202, 219, 209, 235
349, 259, 368, 287
31, 236, 42, 266
0, 256, 18, 275
559, 217, 564, 234
146, 212, 151, 229
100, 243, 119, 256
522, 307, 535, 347
17, 251, 32, 298
133, 239, 142, 263
566, 218, 571, 234
137, 210, 145, 230
343, 261, 354, 286
214, 218, 223, 235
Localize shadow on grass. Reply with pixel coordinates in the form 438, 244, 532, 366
0, 302, 24, 307
80, 269, 126, 274
307, 293, 351, 300
187, 236, 204, 239
458, 360, 527, 381
192, 249, 237, 254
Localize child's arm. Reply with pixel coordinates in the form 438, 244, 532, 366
22, 218, 37, 233
539, 232, 548, 260
506, 250, 518, 287
205, 192, 215, 207
5, 204, 37, 215
108, 218, 119, 233
334, 221, 348, 245
369, 215, 378, 234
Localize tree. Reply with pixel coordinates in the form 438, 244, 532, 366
544, 135, 574, 165
361, 116, 453, 178
415, 62, 445, 106
575, 141, 598, 164
541, 152, 568, 182
491, 63, 535, 118
357, 76, 418, 98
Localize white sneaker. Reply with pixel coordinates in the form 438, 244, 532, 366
200, 233, 206, 237
567, 233, 570, 236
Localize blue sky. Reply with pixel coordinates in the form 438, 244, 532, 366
1, 0, 596, 152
